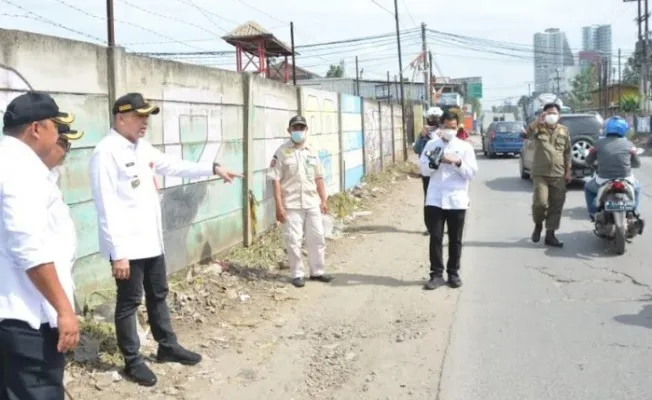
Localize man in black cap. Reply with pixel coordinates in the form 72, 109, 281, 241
267, 115, 333, 288
0, 91, 81, 400
89, 92, 242, 387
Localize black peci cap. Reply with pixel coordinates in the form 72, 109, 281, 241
3, 91, 74, 130
112, 92, 160, 116
288, 115, 307, 127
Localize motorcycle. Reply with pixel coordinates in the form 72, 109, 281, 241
585, 148, 645, 255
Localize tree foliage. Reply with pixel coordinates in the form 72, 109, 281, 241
567, 65, 598, 109
326, 64, 344, 78
622, 53, 640, 86
620, 94, 639, 113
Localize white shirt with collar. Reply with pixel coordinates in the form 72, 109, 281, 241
89, 129, 215, 261
419, 136, 478, 210
0, 136, 74, 329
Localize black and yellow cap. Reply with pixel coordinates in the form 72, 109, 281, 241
112, 92, 160, 116
3, 91, 74, 129
56, 121, 84, 141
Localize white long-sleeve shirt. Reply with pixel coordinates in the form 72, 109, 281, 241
419, 136, 478, 210
89, 130, 215, 261
0, 136, 75, 329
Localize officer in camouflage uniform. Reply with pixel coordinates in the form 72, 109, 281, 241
522, 103, 571, 247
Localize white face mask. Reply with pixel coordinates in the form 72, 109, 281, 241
544, 114, 559, 125
441, 129, 456, 141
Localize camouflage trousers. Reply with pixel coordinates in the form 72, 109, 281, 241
532, 176, 567, 231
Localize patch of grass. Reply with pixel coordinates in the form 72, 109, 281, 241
224, 224, 285, 270
328, 192, 358, 219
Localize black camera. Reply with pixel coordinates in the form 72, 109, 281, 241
425, 147, 444, 170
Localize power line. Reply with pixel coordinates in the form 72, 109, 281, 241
400, 0, 417, 26
368, 0, 394, 15
176, 0, 233, 33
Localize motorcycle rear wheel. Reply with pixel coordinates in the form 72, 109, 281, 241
615, 225, 626, 255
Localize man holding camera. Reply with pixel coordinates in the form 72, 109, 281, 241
419, 111, 478, 290
414, 106, 443, 235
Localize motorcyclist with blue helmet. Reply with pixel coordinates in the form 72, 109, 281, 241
584, 116, 641, 221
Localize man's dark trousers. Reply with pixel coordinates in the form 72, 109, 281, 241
421, 176, 430, 231
115, 255, 178, 367
425, 206, 466, 277
0, 320, 65, 400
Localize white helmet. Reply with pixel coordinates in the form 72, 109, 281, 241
426, 107, 443, 118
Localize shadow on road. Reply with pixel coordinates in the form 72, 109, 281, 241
563, 206, 590, 221
484, 177, 532, 192
542, 230, 610, 260
613, 304, 652, 330
465, 237, 538, 249
329, 273, 423, 287
344, 225, 424, 235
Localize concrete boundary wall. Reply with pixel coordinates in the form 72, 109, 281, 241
0, 28, 409, 306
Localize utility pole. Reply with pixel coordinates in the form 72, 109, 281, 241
428, 51, 434, 100
528, 83, 531, 97
387, 71, 391, 102
290, 22, 297, 85
553, 69, 561, 95
602, 57, 610, 116
645, 0, 650, 113
106, 0, 117, 107
393, 0, 408, 160
355, 56, 360, 96
618, 48, 622, 110
421, 23, 429, 104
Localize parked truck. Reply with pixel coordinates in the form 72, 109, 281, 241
525, 92, 571, 123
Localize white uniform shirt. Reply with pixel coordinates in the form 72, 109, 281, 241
43, 168, 77, 327
419, 137, 478, 210
266, 140, 324, 210
0, 136, 74, 329
89, 130, 215, 261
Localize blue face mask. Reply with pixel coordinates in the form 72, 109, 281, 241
291, 130, 306, 143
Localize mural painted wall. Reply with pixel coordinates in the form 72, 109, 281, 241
363, 99, 382, 174
379, 103, 393, 167
0, 28, 413, 307
302, 87, 340, 195
341, 94, 364, 190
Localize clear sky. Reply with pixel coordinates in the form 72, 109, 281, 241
0, 0, 641, 107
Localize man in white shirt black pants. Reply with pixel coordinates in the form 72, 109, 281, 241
89, 93, 242, 387
0, 92, 82, 400
419, 111, 478, 290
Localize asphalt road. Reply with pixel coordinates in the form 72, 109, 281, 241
438, 147, 652, 400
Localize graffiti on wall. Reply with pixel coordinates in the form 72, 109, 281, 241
304, 93, 338, 193
380, 105, 393, 158
160, 86, 224, 188
363, 101, 381, 173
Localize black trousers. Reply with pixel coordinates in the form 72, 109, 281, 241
421, 176, 430, 230
0, 320, 65, 400
115, 255, 178, 366
425, 206, 466, 277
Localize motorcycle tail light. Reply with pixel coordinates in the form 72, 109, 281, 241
611, 181, 625, 191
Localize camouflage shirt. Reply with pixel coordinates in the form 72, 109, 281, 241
525, 121, 572, 178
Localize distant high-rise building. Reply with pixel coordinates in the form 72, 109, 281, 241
582, 24, 612, 57
533, 28, 574, 93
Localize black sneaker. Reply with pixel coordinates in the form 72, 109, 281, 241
156, 345, 202, 366
124, 362, 157, 387
310, 274, 334, 283
448, 275, 462, 288
292, 277, 305, 287
531, 223, 543, 243
424, 276, 446, 290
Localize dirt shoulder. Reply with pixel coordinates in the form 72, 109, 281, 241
66, 163, 462, 400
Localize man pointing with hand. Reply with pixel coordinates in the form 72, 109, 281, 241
89, 93, 242, 387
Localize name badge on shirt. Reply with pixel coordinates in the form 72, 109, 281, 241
131, 176, 141, 188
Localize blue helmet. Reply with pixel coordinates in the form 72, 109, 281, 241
604, 116, 629, 137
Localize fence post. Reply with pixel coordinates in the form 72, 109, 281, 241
337, 93, 344, 192
391, 103, 396, 164
296, 86, 303, 115
361, 98, 367, 177
242, 73, 254, 247
378, 102, 384, 170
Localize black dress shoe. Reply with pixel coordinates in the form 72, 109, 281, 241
448, 275, 462, 288
124, 363, 157, 387
544, 231, 563, 248
531, 223, 543, 243
156, 345, 202, 366
310, 274, 334, 283
424, 276, 446, 290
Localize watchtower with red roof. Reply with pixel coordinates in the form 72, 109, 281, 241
222, 21, 295, 83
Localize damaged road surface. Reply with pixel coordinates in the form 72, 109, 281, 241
439, 153, 652, 400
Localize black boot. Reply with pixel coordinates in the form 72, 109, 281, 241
531, 223, 543, 243
544, 230, 563, 247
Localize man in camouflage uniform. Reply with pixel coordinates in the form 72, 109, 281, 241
522, 103, 571, 247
